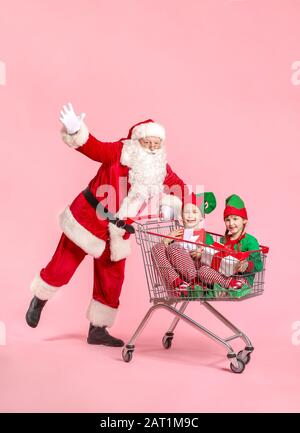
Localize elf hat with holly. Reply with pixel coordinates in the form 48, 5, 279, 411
223, 194, 248, 220
183, 192, 217, 215
127, 119, 166, 142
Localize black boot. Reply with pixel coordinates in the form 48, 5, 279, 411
87, 324, 124, 347
25, 296, 47, 328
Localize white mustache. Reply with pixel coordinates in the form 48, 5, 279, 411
144, 148, 159, 155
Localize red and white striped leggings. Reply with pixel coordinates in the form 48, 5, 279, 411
151, 242, 247, 289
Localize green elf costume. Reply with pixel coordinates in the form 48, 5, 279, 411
198, 194, 263, 289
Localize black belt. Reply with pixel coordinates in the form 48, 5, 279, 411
82, 187, 135, 234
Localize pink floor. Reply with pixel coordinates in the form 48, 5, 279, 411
1, 0, 300, 415
1, 293, 300, 413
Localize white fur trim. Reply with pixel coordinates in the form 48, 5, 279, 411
61, 121, 89, 149
87, 299, 118, 328
116, 195, 144, 220
59, 206, 106, 258
120, 139, 167, 204
30, 274, 59, 300
160, 193, 183, 218
131, 122, 166, 141
108, 222, 131, 261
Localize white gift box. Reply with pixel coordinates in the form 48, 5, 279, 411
201, 243, 241, 277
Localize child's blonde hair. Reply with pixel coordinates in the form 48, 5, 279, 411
224, 220, 247, 252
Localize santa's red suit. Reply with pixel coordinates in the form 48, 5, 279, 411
30, 119, 188, 328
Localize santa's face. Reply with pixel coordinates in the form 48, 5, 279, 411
119, 136, 167, 214
182, 203, 204, 229
139, 137, 162, 155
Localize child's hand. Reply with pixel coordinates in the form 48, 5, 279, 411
190, 247, 203, 259
162, 229, 183, 246
234, 260, 248, 273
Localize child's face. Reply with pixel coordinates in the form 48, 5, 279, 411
182, 204, 204, 229
225, 215, 247, 237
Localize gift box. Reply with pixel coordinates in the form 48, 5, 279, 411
200, 242, 250, 277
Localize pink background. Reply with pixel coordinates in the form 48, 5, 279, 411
1, 0, 300, 412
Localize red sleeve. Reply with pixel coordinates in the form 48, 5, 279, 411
163, 163, 194, 202
75, 134, 123, 164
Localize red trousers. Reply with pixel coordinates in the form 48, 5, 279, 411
151, 242, 200, 288
40, 233, 126, 309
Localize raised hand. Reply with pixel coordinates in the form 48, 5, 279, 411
59, 102, 86, 134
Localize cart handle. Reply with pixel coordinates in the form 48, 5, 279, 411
206, 231, 269, 254
145, 231, 269, 255
131, 219, 269, 254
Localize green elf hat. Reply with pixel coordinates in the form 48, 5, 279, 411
223, 194, 248, 220
184, 192, 217, 215
198, 192, 217, 215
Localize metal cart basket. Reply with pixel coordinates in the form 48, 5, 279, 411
122, 219, 269, 373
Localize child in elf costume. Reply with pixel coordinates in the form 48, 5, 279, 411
198, 194, 263, 291
151, 192, 216, 293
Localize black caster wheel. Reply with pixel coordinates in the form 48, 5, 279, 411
122, 348, 134, 363
230, 359, 245, 374
237, 350, 251, 365
162, 333, 173, 349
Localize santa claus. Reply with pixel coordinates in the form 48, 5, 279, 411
26, 103, 191, 346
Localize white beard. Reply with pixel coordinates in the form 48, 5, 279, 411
118, 139, 167, 219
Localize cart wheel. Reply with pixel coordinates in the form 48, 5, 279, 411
122, 348, 134, 363
230, 359, 245, 374
237, 350, 251, 365
162, 335, 173, 349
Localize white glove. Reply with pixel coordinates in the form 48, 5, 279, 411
160, 205, 174, 220
59, 102, 86, 134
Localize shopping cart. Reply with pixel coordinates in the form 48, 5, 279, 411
122, 219, 269, 373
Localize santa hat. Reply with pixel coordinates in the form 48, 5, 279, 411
183, 192, 217, 215
127, 119, 166, 142
223, 194, 248, 220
